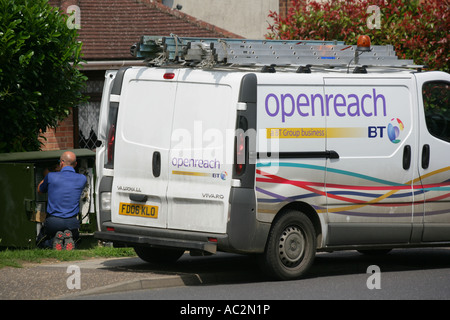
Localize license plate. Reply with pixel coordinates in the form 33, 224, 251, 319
119, 202, 158, 218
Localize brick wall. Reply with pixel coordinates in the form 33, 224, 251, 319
39, 109, 75, 151
279, 0, 291, 19
59, 0, 79, 12
42, 0, 78, 151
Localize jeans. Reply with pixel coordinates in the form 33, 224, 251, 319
36, 215, 80, 248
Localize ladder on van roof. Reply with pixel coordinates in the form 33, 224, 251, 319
130, 34, 419, 71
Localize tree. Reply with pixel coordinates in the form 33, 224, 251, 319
0, 0, 87, 153
267, 0, 449, 73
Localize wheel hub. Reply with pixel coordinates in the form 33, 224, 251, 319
279, 226, 305, 267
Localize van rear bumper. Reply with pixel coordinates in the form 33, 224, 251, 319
94, 222, 226, 254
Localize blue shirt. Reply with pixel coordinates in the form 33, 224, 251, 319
39, 166, 87, 218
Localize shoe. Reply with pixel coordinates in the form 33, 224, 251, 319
63, 229, 75, 251
53, 231, 64, 251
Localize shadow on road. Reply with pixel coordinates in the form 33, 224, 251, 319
99, 248, 450, 286
309, 248, 450, 278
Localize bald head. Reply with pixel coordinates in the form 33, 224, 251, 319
60, 151, 77, 168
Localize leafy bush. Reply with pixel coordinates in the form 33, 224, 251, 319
0, 0, 87, 152
267, 0, 449, 72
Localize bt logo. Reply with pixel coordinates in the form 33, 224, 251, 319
387, 118, 404, 144
368, 118, 404, 144
212, 171, 228, 180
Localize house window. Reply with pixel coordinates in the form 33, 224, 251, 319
78, 79, 104, 149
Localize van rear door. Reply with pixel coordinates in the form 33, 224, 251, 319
111, 68, 178, 228
95, 70, 117, 231
166, 70, 239, 233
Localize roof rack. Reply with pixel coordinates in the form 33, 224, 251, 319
130, 35, 421, 71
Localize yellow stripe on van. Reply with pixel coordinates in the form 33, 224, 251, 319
327, 127, 366, 138
172, 170, 210, 177
267, 128, 325, 139
267, 127, 366, 139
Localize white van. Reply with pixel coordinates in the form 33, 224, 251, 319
95, 37, 450, 280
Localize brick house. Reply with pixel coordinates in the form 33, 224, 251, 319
43, 0, 242, 151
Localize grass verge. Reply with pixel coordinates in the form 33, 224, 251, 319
0, 242, 136, 269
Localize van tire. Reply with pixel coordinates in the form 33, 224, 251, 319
260, 210, 316, 280
134, 246, 184, 264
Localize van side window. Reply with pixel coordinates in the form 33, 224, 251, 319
423, 81, 450, 142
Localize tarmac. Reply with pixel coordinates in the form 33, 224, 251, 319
0, 252, 261, 300
2, 248, 450, 300
0, 256, 209, 300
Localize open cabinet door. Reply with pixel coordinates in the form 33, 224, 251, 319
0, 163, 36, 247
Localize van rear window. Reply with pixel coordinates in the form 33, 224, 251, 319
423, 81, 450, 143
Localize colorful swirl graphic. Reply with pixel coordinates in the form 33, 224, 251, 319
256, 162, 450, 217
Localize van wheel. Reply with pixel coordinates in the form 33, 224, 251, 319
134, 246, 184, 264
260, 210, 316, 280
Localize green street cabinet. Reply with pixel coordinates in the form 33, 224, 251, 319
0, 149, 95, 247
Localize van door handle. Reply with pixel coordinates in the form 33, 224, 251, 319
326, 150, 340, 159
422, 144, 430, 169
129, 194, 147, 202
152, 151, 161, 177
402, 145, 411, 170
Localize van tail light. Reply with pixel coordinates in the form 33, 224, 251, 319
234, 116, 248, 177
106, 124, 116, 166
105, 100, 119, 169
235, 130, 246, 176
163, 72, 175, 79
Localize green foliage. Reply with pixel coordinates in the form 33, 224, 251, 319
267, 0, 449, 72
0, 0, 87, 152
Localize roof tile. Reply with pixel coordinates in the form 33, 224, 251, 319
49, 0, 242, 60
